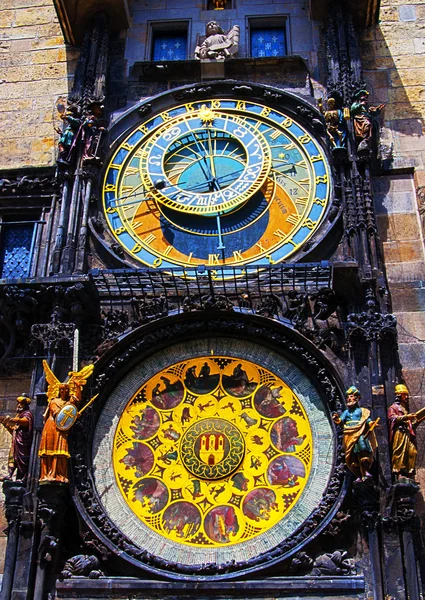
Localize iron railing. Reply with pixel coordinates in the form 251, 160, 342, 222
90, 262, 332, 314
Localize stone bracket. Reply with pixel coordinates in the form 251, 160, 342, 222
53, 0, 130, 46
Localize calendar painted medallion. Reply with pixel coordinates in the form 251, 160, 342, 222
93, 338, 335, 565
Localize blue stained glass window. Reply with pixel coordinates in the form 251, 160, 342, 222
153, 33, 187, 61
0, 223, 35, 278
251, 28, 286, 58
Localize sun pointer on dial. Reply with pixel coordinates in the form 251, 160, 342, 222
199, 104, 216, 126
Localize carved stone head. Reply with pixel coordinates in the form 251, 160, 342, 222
206, 21, 224, 35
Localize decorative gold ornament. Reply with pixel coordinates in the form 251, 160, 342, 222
198, 104, 216, 126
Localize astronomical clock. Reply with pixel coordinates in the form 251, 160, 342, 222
102, 92, 332, 274
73, 317, 343, 578
73, 84, 344, 579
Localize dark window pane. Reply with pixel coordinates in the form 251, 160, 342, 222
153, 33, 187, 61
251, 28, 286, 58
0, 224, 35, 278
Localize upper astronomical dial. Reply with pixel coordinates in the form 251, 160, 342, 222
142, 111, 271, 216
103, 98, 331, 272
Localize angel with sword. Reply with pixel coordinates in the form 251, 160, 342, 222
38, 360, 96, 483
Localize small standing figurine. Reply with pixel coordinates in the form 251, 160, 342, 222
38, 360, 95, 484
55, 106, 81, 165
195, 21, 240, 60
350, 90, 385, 152
0, 394, 33, 482
388, 384, 425, 481
82, 101, 106, 164
318, 97, 349, 149
333, 387, 379, 482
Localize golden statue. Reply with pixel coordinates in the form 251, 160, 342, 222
38, 360, 95, 484
388, 384, 425, 480
318, 97, 348, 148
333, 387, 379, 482
350, 90, 385, 152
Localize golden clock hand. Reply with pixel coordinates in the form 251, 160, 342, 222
216, 212, 225, 251
109, 187, 147, 206
207, 128, 216, 179
215, 168, 245, 184
188, 131, 214, 185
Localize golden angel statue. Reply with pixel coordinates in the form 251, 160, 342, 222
38, 360, 95, 484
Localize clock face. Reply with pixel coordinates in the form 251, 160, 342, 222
93, 338, 334, 567
103, 99, 331, 273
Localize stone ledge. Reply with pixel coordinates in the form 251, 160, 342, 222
310, 0, 379, 26
53, 0, 130, 46
56, 575, 365, 598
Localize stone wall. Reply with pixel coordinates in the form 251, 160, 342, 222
0, 0, 77, 169
0, 0, 73, 572
361, 0, 425, 517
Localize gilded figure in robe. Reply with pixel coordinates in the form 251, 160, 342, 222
333, 386, 378, 482
388, 384, 422, 480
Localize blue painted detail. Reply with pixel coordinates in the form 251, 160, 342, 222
132, 246, 158, 265
129, 157, 139, 169
304, 141, 317, 155
177, 156, 244, 193
118, 232, 136, 250
0, 223, 35, 278
106, 169, 119, 185
127, 131, 143, 147
246, 104, 262, 115
111, 212, 123, 226
269, 111, 284, 123
105, 192, 116, 205
316, 183, 327, 196
244, 105, 284, 126
270, 243, 294, 262
251, 28, 286, 58
218, 101, 236, 109
151, 116, 165, 129
313, 161, 326, 176
114, 149, 129, 166
292, 227, 309, 245
308, 204, 323, 221
169, 106, 188, 118
287, 124, 304, 138
160, 207, 269, 260
153, 33, 187, 61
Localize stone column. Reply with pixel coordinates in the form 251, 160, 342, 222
0, 482, 25, 600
